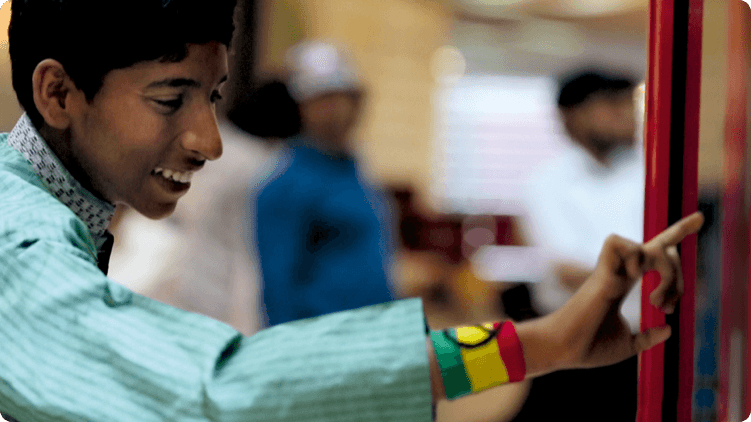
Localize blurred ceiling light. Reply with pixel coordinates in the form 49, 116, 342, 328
431, 46, 467, 84
514, 20, 584, 57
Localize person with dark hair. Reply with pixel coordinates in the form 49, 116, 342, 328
0, 2, 700, 421
515, 68, 644, 421
556, 70, 638, 163
523, 68, 642, 331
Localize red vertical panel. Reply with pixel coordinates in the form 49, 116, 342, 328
720, 2, 749, 421
639, 0, 674, 421
678, 1, 703, 421
745, 3, 751, 416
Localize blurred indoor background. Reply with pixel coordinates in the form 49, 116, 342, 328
0, 1, 733, 421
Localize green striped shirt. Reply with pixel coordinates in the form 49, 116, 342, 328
0, 130, 432, 421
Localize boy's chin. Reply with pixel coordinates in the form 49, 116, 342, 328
128, 201, 178, 220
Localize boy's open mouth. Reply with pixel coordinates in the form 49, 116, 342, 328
152, 167, 194, 184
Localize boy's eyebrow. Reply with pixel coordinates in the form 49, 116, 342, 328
146, 75, 229, 89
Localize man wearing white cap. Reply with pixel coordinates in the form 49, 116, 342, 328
252, 40, 396, 326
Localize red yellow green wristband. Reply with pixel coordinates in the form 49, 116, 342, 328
429, 321, 526, 400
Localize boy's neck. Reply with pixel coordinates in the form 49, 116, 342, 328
38, 124, 108, 203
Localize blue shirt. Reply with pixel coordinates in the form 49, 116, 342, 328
253, 141, 395, 326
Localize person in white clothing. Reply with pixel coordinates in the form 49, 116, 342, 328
523, 145, 644, 331
522, 69, 643, 331
512, 69, 643, 422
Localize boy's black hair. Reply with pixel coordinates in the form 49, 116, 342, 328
557, 69, 636, 109
9, 0, 238, 128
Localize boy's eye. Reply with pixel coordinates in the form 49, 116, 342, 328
153, 97, 184, 111
210, 91, 223, 104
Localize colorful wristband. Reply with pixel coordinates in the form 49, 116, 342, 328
430, 321, 526, 400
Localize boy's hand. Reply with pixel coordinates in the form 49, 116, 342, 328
558, 212, 704, 369
518, 212, 704, 377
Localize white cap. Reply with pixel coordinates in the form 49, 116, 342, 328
285, 40, 362, 102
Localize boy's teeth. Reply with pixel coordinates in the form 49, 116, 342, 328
154, 168, 193, 184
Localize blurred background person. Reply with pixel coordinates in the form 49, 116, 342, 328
512, 68, 643, 422
253, 40, 396, 326
521, 69, 642, 331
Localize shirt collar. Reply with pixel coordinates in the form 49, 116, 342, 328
7, 114, 115, 242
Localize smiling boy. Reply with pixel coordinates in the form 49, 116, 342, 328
0, 1, 702, 421
35, 44, 226, 217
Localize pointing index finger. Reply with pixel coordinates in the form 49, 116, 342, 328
645, 212, 704, 249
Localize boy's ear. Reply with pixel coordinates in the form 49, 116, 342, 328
31, 59, 80, 130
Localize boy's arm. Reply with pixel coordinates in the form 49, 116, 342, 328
0, 213, 700, 420
1, 233, 435, 422
426, 212, 703, 403
554, 261, 593, 291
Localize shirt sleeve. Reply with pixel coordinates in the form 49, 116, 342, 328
0, 235, 433, 422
